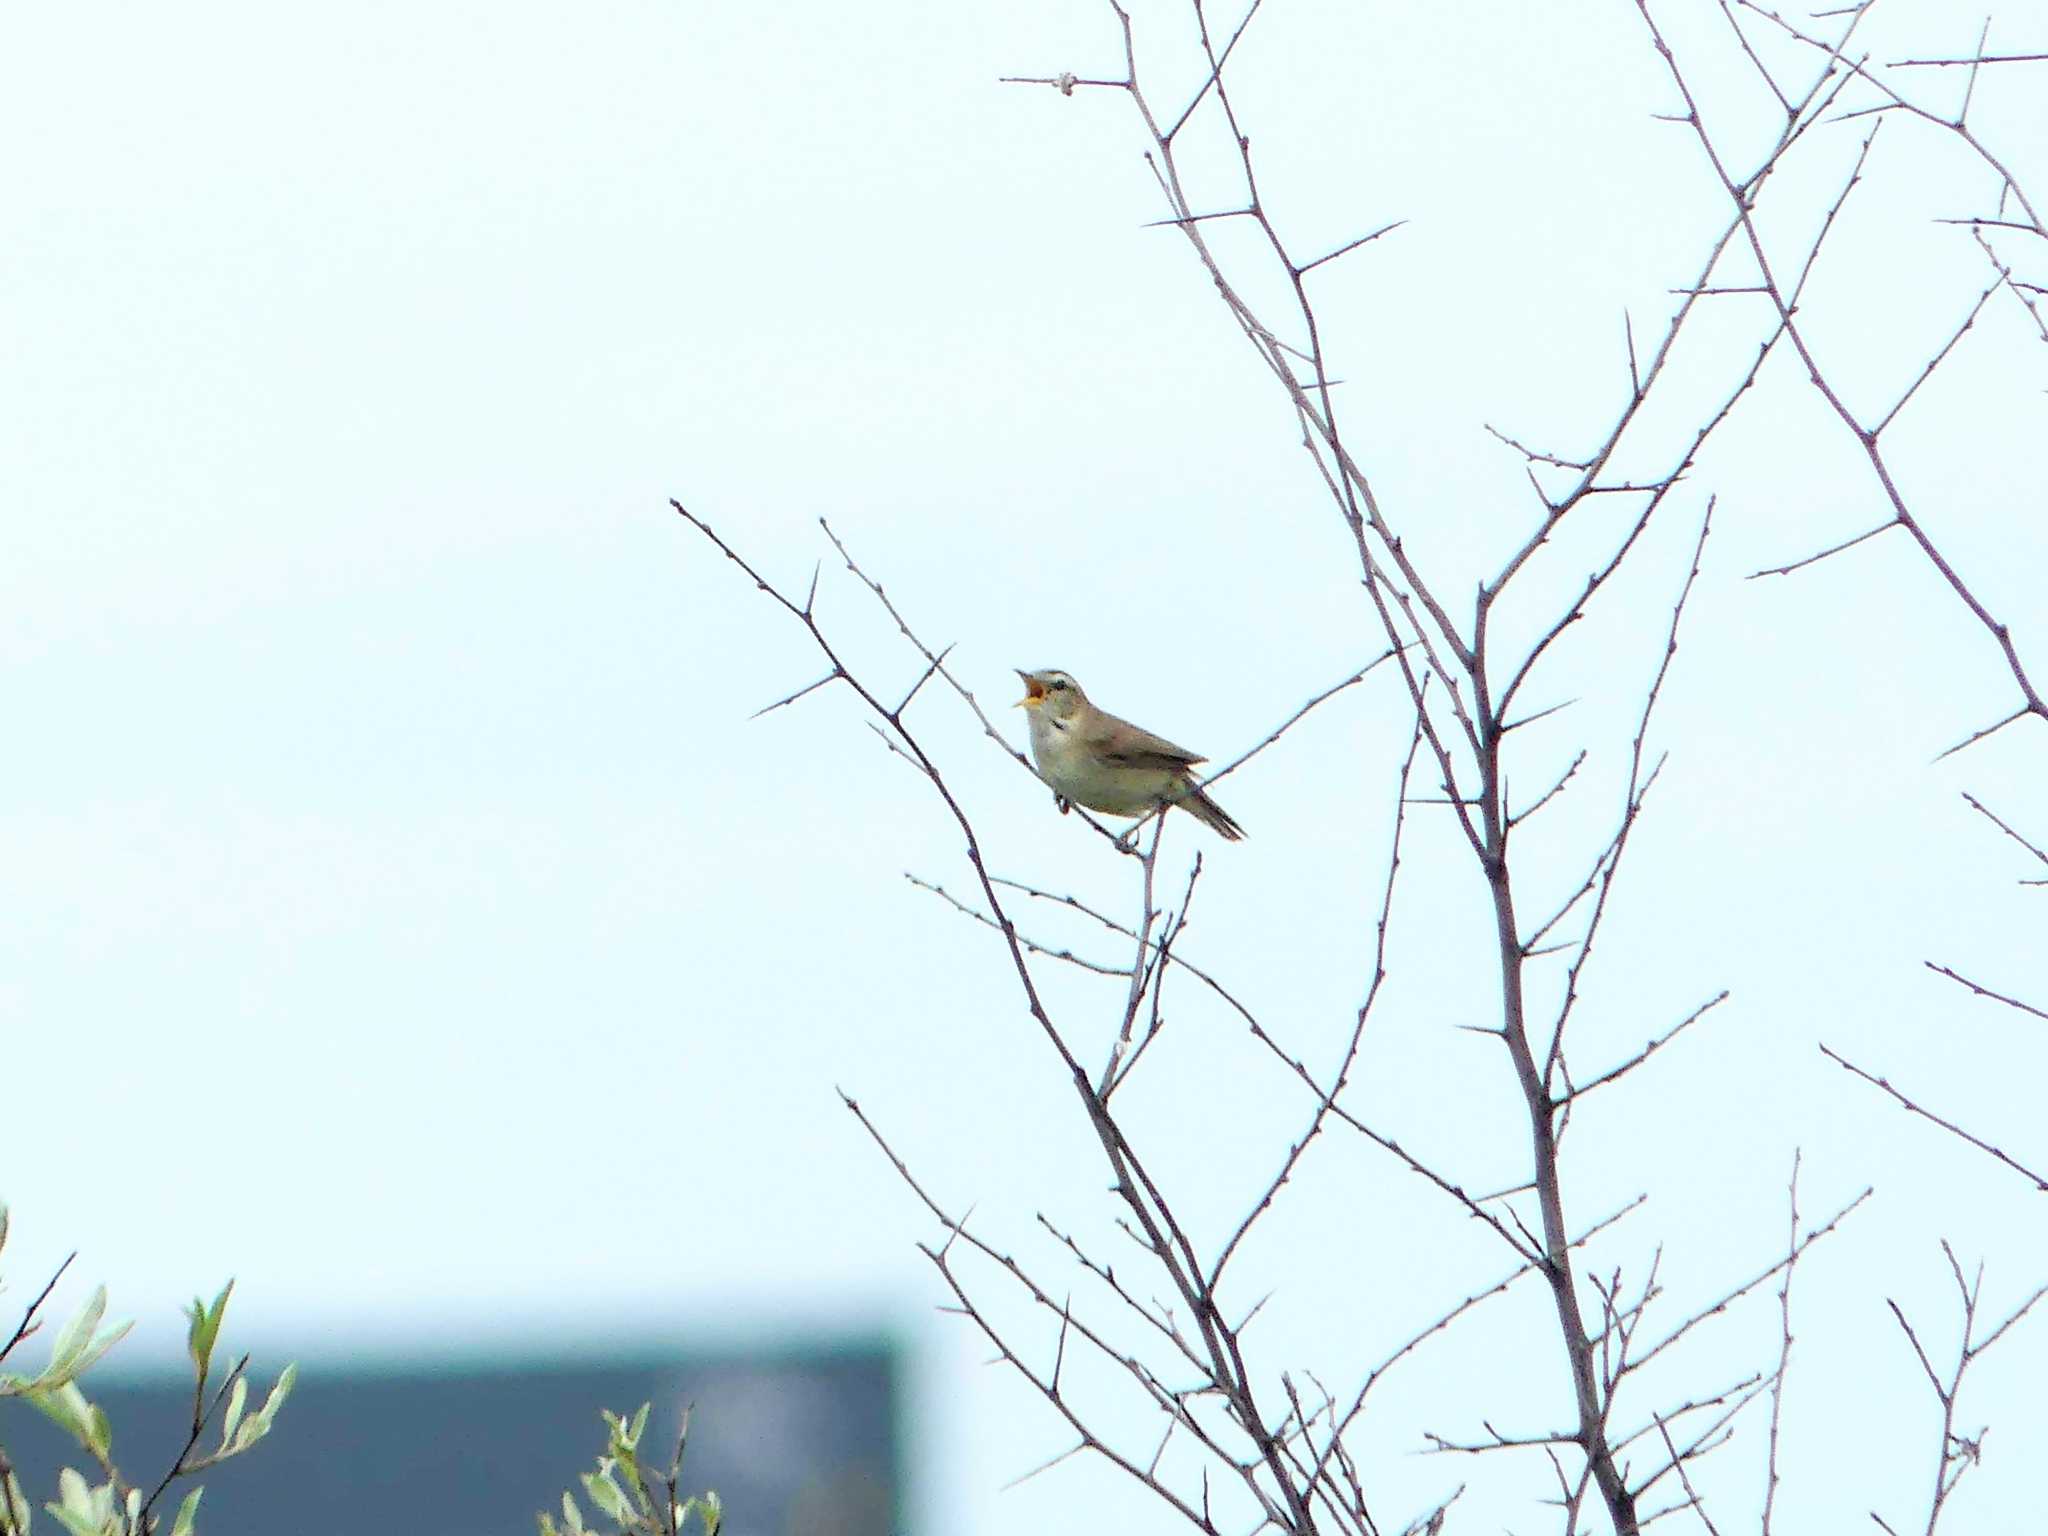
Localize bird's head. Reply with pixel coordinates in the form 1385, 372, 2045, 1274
1016, 668, 1086, 721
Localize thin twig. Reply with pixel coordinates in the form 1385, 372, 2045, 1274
1819, 1044, 2048, 1191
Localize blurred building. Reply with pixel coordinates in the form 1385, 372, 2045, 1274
7, 1341, 898, 1535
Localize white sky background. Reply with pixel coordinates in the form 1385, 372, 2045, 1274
5, 3, 2046, 1533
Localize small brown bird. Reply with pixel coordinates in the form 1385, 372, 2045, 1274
1015, 668, 1245, 841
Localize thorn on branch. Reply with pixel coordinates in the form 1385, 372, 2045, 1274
1747, 519, 1898, 580
1296, 219, 1409, 277
892, 642, 958, 721
749, 669, 842, 720
1932, 707, 2029, 763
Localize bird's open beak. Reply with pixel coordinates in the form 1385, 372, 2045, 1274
1015, 669, 1046, 709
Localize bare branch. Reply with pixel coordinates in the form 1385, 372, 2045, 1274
747, 668, 842, 721
1892, 51, 2048, 67
1884, 1245, 2048, 1533
1961, 791, 2048, 873
1748, 520, 1896, 581
1297, 221, 1409, 277
1, 1253, 76, 1364
1931, 707, 2031, 764
1923, 962, 2048, 1024
1760, 1154, 1802, 1536
1558, 991, 1732, 1104
1676, 5, 2048, 735
1818, 1043, 2048, 1191
1618, 1187, 1872, 1378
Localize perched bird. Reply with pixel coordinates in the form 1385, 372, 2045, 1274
1015, 668, 1245, 842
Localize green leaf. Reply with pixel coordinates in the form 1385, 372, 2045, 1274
25, 1384, 95, 1453
45, 1291, 104, 1381
40, 1289, 131, 1393
45, 1468, 113, 1536
27, 1289, 131, 1398
51, 1471, 91, 1518
218, 1377, 248, 1452
581, 1467, 629, 1525
169, 1487, 204, 1536
185, 1283, 233, 1381
1, 1466, 32, 1536
228, 1363, 295, 1454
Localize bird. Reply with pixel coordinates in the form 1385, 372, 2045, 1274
1014, 668, 1245, 842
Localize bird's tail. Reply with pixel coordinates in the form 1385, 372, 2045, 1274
1176, 780, 1246, 841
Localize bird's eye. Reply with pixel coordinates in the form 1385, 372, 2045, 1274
1049, 679, 1070, 692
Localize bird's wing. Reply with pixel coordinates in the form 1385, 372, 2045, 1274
1084, 710, 1207, 770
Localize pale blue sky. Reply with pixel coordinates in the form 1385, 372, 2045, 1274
6, 4, 2045, 1533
